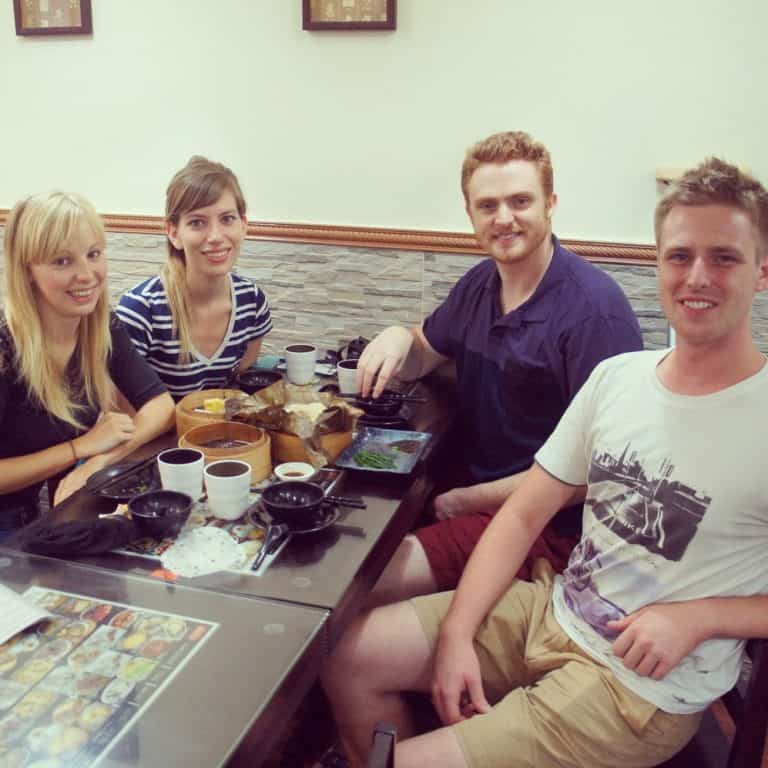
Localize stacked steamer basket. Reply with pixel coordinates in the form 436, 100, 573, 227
175, 389, 244, 437
179, 422, 271, 484
175, 389, 272, 482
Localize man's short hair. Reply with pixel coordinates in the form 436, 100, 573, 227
460, 131, 554, 203
655, 158, 768, 259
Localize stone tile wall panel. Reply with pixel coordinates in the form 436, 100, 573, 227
2, 228, 767, 355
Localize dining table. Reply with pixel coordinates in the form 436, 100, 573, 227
37, 377, 457, 644
0, 548, 329, 767
3, 373, 459, 766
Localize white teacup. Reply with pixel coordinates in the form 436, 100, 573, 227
274, 462, 316, 482
204, 460, 252, 521
336, 359, 359, 394
285, 344, 317, 385
157, 448, 204, 500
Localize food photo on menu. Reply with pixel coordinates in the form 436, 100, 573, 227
0, 587, 216, 767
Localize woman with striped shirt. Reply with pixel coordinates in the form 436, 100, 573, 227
117, 157, 272, 399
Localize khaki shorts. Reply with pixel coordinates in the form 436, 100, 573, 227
411, 561, 702, 768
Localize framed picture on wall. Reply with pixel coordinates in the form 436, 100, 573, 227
303, 0, 396, 31
13, 0, 93, 36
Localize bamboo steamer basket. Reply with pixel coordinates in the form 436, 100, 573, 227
271, 429, 352, 464
178, 422, 272, 483
175, 389, 244, 438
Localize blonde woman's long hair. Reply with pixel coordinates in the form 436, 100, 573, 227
2, 191, 113, 428
162, 156, 247, 362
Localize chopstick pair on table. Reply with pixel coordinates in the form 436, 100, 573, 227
337, 392, 427, 403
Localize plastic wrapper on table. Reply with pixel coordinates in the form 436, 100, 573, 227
225, 380, 362, 468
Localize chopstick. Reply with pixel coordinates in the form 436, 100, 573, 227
337, 393, 427, 403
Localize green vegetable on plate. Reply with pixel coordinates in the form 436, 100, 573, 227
353, 449, 397, 470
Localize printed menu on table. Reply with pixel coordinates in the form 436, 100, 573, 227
0, 587, 217, 767
0, 585, 52, 646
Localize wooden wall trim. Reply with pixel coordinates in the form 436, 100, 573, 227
0, 209, 656, 265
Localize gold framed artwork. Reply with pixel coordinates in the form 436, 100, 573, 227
303, 0, 396, 31
13, 0, 93, 36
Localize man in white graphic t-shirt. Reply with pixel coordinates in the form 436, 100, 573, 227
321, 158, 768, 768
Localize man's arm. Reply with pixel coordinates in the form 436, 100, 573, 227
608, 595, 768, 681
358, 323, 449, 398
431, 464, 582, 723
434, 469, 587, 519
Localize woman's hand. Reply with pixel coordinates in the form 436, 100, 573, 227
53, 454, 110, 506
431, 629, 491, 725
73, 412, 135, 459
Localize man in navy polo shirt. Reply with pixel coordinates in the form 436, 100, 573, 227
357, 130, 643, 606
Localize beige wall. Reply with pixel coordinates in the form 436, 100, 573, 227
2, 1, 768, 242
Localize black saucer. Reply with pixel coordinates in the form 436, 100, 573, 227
357, 413, 411, 429
246, 503, 341, 535
86, 459, 161, 503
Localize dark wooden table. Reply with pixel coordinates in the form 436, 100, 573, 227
41, 378, 457, 646
6, 376, 458, 766
0, 548, 328, 768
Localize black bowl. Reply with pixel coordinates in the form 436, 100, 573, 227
128, 490, 193, 540
231, 369, 283, 395
260, 481, 327, 527
353, 393, 402, 417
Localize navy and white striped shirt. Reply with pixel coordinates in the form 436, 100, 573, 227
116, 273, 272, 399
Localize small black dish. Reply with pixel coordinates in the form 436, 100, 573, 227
352, 391, 402, 418
128, 490, 193, 540
89, 460, 161, 504
260, 480, 366, 528
260, 481, 329, 528
357, 413, 411, 429
86, 462, 136, 493
230, 369, 283, 395
247, 502, 341, 535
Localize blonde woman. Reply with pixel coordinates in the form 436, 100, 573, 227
116, 156, 272, 399
0, 192, 175, 532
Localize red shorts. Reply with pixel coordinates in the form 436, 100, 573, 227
413, 511, 578, 591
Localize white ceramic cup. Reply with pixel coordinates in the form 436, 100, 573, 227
285, 344, 317, 385
336, 358, 359, 394
204, 459, 252, 521
274, 462, 316, 482
157, 448, 205, 500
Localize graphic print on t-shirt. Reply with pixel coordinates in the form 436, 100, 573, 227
562, 537, 628, 639
562, 445, 713, 640
586, 442, 711, 561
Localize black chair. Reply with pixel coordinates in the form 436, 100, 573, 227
660, 638, 768, 768
367, 722, 396, 768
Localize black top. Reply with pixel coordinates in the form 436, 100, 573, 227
422, 236, 643, 482
0, 313, 167, 514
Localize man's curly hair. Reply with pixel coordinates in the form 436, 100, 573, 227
655, 158, 768, 258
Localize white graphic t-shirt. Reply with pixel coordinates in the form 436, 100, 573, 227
536, 349, 768, 714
